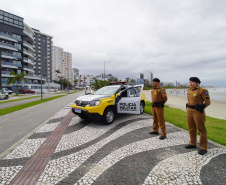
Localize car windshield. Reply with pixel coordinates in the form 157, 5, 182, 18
94, 86, 119, 95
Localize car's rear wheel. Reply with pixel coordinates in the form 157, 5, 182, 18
140, 102, 144, 114
102, 107, 115, 125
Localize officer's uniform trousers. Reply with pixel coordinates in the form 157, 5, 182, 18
187, 108, 207, 150
152, 107, 166, 136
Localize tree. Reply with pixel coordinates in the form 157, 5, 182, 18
55, 70, 62, 90
93, 78, 100, 90
130, 79, 136, 84
7, 71, 27, 95
93, 79, 110, 90
113, 77, 118, 82
74, 79, 78, 90
55, 69, 61, 74
144, 83, 153, 90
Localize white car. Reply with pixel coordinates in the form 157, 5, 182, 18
2, 88, 13, 94
0, 91, 7, 99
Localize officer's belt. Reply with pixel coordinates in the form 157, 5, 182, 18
186, 104, 196, 109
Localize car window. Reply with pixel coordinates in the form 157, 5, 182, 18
129, 88, 137, 97
94, 86, 119, 95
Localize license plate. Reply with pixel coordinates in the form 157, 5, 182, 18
74, 108, 81, 113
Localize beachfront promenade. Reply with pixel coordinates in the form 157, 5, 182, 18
0, 91, 225, 184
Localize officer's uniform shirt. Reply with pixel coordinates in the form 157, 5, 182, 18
151, 87, 167, 103
187, 87, 210, 106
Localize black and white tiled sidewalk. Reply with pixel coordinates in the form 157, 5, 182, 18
0, 102, 225, 185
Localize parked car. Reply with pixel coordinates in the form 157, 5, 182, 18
2, 88, 13, 94
0, 91, 7, 99
23, 89, 36, 94
72, 83, 145, 124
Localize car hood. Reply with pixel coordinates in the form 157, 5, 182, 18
76, 94, 112, 101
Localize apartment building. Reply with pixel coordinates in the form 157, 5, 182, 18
0, 9, 61, 93
52, 45, 74, 85
78, 75, 94, 87
32, 28, 53, 83
0, 9, 46, 91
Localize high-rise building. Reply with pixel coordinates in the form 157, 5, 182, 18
147, 71, 153, 84
52, 45, 73, 85
0, 9, 61, 93
73, 68, 79, 87
137, 73, 144, 79
32, 28, 53, 83
0, 9, 44, 91
137, 73, 144, 85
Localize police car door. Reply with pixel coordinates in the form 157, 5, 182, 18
117, 85, 143, 114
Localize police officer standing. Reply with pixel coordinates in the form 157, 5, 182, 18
185, 77, 210, 155
149, 78, 168, 140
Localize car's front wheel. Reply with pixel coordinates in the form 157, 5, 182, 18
102, 107, 115, 125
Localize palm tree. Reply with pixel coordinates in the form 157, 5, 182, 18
7, 71, 27, 95
93, 79, 99, 90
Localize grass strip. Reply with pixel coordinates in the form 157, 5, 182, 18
0, 96, 40, 104
0, 95, 65, 116
144, 101, 226, 146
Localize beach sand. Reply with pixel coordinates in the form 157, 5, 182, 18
143, 90, 226, 120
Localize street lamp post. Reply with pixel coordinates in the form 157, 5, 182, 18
63, 59, 69, 94
44, 56, 50, 94
67, 58, 69, 94
61, 76, 63, 91
41, 59, 43, 101
0, 48, 2, 90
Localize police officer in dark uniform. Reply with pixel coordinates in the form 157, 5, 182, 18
149, 78, 168, 140
185, 77, 211, 155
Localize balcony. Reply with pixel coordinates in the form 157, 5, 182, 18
23, 49, 34, 59
1, 62, 20, 69
2, 71, 12, 77
23, 29, 34, 42
23, 58, 34, 65
0, 32, 18, 43
23, 41, 35, 52
1, 52, 18, 59
0, 42, 18, 51
23, 65, 35, 73
25, 74, 47, 81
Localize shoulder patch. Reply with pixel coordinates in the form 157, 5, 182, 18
161, 89, 165, 93
204, 90, 210, 99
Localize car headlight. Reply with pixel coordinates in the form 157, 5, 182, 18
90, 100, 101, 106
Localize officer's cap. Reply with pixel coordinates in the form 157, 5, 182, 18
189, 77, 201, 84
153, 78, 160, 82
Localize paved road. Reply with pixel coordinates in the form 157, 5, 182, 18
0, 97, 225, 184
0, 91, 83, 156
0, 93, 69, 109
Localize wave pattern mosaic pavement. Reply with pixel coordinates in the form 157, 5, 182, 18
0, 102, 225, 184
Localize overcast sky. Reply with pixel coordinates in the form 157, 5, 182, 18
2, 0, 226, 86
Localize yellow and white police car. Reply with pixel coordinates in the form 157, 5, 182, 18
72, 83, 146, 124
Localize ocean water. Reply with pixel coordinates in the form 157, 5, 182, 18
166, 87, 226, 101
